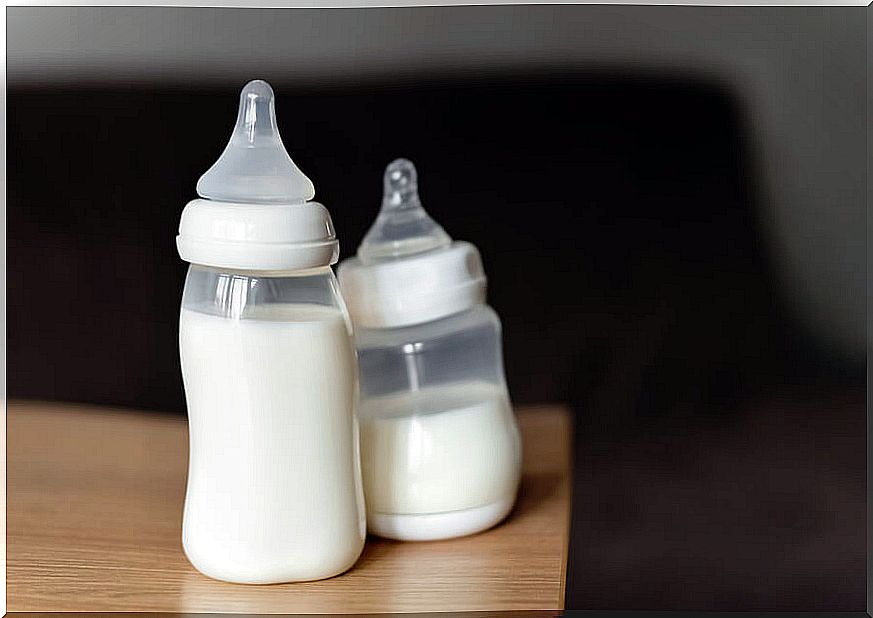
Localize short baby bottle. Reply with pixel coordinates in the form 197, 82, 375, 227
176, 80, 365, 583
338, 158, 521, 541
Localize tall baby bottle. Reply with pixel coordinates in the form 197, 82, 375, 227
338, 159, 521, 541
176, 80, 365, 583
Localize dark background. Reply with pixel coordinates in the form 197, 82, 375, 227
7, 5, 867, 612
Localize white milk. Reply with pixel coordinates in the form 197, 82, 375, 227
179, 304, 365, 584
359, 381, 521, 519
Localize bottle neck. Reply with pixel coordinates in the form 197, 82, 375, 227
188, 263, 334, 278
182, 264, 345, 320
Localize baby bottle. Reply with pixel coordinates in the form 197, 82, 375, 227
338, 158, 521, 541
176, 80, 365, 583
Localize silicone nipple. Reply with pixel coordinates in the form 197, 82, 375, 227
358, 159, 451, 263
196, 80, 315, 204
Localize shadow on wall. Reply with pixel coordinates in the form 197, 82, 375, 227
7, 68, 863, 416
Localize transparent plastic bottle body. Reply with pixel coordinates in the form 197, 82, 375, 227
355, 303, 522, 541
179, 265, 365, 583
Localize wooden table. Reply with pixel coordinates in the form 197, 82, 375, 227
7, 400, 571, 614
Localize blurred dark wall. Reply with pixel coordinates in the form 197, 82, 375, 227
8, 5, 865, 410
9, 71, 863, 409
9, 6, 867, 363
7, 74, 773, 408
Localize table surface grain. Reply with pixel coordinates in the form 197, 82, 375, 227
7, 400, 571, 614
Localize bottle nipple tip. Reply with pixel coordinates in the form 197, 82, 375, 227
241, 79, 274, 99
233, 80, 280, 146
383, 158, 420, 208
385, 158, 417, 190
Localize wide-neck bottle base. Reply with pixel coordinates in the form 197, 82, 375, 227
367, 494, 516, 541
182, 540, 362, 585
